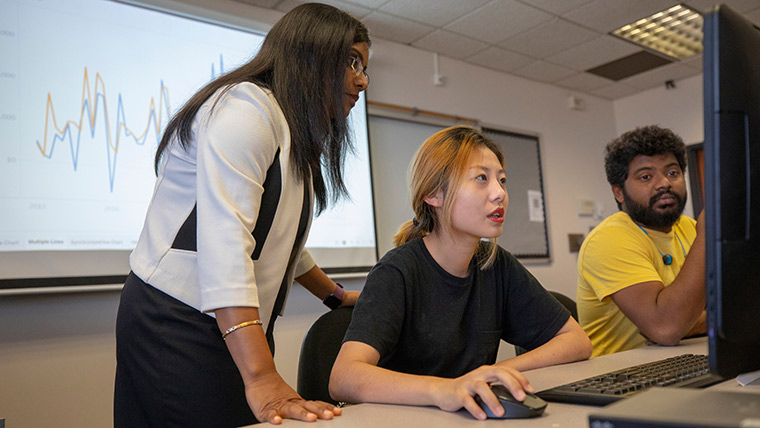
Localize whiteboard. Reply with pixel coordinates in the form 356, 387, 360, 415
368, 114, 549, 260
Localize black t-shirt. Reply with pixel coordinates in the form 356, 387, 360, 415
344, 238, 569, 378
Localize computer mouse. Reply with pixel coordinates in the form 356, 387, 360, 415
474, 383, 547, 419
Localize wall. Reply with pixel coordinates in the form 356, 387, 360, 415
0, 292, 120, 428
0, 1, 688, 427
366, 38, 618, 293
614, 74, 703, 145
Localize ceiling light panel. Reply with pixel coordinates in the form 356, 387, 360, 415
611, 4, 703, 60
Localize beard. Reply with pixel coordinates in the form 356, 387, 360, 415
623, 188, 687, 229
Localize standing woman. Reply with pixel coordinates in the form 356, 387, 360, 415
330, 126, 591, 420
114, 3, 370, 427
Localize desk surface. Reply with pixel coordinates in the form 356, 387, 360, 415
257, 338, 758, 427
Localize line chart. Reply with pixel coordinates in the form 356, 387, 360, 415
3, 0, 267, 254
34, 53, 229, 192
211, 54, 225, 79
35, 67, 171, 192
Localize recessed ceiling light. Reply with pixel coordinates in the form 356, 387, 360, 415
611, 4, 703, 60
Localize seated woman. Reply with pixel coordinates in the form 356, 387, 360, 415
329, 126, 591, 420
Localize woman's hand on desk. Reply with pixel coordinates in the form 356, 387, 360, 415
218, 306, 341, 424
432, 365, 535, 421
245, 371, 342, 424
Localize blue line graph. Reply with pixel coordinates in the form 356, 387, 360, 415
3, 0, 268, 252
35, 68, 170, 192
36, 55, 226, 192
211, 54, 225, 79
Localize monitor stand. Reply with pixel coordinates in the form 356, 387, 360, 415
589, 388, 760, 428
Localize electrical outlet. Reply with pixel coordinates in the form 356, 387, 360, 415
433, 74, 446, 86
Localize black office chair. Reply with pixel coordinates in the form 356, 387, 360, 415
514, 291, 578, 356
297, 306, 353, 404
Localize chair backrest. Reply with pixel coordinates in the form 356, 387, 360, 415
549, 290, 578, 321
514, 291, 578, 356
297, 306, 353, 404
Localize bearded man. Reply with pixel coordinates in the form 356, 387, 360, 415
577, 125, 706, 357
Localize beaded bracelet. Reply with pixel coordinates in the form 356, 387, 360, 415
222, 320, 263, 340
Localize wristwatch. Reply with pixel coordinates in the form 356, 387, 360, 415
323, 283, 344, 310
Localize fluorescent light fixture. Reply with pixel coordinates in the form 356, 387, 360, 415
611, 4, 703, 60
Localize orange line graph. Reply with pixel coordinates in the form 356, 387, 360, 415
35, 67, 171, 190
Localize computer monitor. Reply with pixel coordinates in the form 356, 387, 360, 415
703, 4, 760, 378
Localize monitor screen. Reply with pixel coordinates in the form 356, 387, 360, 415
703, 4, 760, 378
0, 0, 377, 293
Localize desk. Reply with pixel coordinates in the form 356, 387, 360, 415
256, 338, 757, 427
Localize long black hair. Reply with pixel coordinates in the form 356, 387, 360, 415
154, 3, 370, 213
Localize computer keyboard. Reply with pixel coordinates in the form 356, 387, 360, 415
537, 353, 724, 406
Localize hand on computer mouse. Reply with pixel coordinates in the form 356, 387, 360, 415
474, 384, 547, 419
430, 364, 534, 420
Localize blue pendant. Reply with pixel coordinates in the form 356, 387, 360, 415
662, 254, 673, 265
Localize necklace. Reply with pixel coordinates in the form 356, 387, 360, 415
637, 224, 687, 265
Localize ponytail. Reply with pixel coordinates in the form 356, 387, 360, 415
392, 220, 420, 247
392, 199, 438, 247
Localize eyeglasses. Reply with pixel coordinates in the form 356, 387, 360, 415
348, 55, 369, 84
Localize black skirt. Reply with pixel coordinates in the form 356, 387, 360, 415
114, 272, 258, 427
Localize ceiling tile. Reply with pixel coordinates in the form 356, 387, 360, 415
619, 63, 702, 90
511, 60, 578, 82
555, 72, 613, 91
379, 0, 491, 27
338, 0, 390, 7
233, 0, 282, 7
589, 83, 642, 100
545, 36, 640, 71
275, 0, 372, 17
413, 30, 489, 60
229, 0, 760, 101
562, 0, 681, 33
587, 51, 673, 81
680, 54, 703, 70
516, 0, 597, 15
445, 0, 553, 44
467, 46, 536, 73
499, 18, 600, 58
361, 11, 435, 44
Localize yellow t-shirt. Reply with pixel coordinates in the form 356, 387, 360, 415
577, 211, 697, 357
